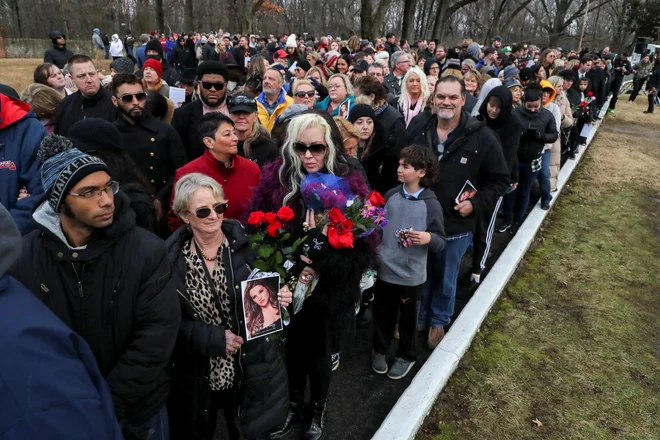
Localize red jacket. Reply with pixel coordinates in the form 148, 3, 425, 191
168, 150, 262, 231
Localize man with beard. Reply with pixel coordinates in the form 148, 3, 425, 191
407, 76, 509, 350
9, 135, 180, 440
172, 61, 230, 160
111, 73, 187, 202
54, 55, 119, 136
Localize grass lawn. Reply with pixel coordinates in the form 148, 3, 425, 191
418, 99, 660, 440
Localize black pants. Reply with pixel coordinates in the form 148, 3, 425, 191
648, 92, 657, 113
471, 196, 502, 274
208, 388, 240, 440
285, 305, 334, 403
629, 77, 647, 102
373, 279, 421, 361
609, 77, 623, 109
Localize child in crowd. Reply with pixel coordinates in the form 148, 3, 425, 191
575, 77, 597, 145
372, 145, 446, 380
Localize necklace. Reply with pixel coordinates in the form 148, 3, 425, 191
194, 239, 219, 261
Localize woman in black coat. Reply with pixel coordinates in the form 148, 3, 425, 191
166, 173, 292, 440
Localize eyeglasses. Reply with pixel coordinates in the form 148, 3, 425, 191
201, 81, 225, 90
68, 181, 119, 199
294, 142, 326, 155
327, 84, 344, 90
189, 203, 228, 218
294, 90, 316, 98
117, 92, 147, 104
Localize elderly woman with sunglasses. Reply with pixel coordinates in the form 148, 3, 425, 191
247, 112, 377, 440
167, 112, 262, 232
166, 172, 293, 440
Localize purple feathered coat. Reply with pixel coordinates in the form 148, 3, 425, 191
245, 158, 378, 318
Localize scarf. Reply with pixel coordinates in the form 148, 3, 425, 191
401, 95, 424, 128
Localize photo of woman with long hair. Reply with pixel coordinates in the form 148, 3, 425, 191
243, 277, 282, 339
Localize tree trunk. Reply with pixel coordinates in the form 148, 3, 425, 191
361, 0, 395, 41
184, 0, 193, 32
401, 0, 417, 42
11, 0, 23, 38
155, 0, 165, 32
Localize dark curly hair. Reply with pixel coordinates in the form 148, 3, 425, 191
399, 145, 438, 187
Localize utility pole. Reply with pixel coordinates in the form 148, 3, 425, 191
577, 0, 591, 53
655, 26, 660, 43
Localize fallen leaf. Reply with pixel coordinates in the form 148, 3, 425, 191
532, 418, 543, 427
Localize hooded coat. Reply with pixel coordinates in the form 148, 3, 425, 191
92, 28, 105, 50
44, 31, 73, 69
540, 80, 562, 188
110, 34, 124, 57
0, 205, 124, 439
0, 93, 47, 234
8, 191, 181, 427
477, 86, 522, 183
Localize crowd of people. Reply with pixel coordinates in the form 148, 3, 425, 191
1, 26, 658, 440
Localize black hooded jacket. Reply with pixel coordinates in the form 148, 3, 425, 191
407, 111, 510, 235
514, 105, 558, 163
360, 120, 400, 195
9, 192, 181, 426
477, 86, 522, 183
44, 32, 73, 69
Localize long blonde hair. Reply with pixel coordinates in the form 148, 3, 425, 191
398, 66, 430, 110
243, 120, 271, 159
279, 113, 339, 205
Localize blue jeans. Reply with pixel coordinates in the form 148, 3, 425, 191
514, 162, 540, 224
537, 149, 552, 205
419, 232, 473, 328
127, 405, 170, 440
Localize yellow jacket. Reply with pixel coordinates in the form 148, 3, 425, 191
256, 91, 294, 131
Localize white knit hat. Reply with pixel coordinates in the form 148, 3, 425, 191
286, 34, 297, 48
375, 51, 390, 63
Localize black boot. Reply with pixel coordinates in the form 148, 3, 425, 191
268, 392, 304, 439
301, 399, 327, 440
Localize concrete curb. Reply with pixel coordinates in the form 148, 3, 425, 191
372, 97, 612, 440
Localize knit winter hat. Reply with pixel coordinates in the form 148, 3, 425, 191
519, 67, 532, 81
110, 56, 135, 74
38, 135, 109, 211
348, 104, 376, 124
297, 60, 312, 72
145, 39, 164, 57
286, 34, 298, 48
503, 65, 519, 81
143, 58, 163, 78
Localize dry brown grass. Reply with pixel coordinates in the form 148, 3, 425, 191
0, 58, 112, 95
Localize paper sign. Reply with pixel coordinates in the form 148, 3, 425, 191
580, 123, 592, 138
169, 87, 186, 108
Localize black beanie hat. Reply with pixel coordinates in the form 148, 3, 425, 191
68, 118, 124, 153
348, 103, 376, 123
519, 67, 532, 81
145, 39, 164, 57
297, 60, 312, 72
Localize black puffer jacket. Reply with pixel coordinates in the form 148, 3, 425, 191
9, 191, 180, 426
360, 120, 399, 195
514, 105, 559, 163
165, 220, 288, 440
375, 102, 408, 157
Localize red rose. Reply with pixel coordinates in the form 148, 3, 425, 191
588, 91, 594, 97
277, 206, 295, 222
264, 212, 278, 225
328, 207, 345, 223
368, 190, 385, 207
266, 221, 283, 237
335, 219, 354, 235
328, 225, 354, 249
580, 101, 588, 107
247, 211, 265, 226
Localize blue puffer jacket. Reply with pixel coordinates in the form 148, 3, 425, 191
0, 93, 46, 235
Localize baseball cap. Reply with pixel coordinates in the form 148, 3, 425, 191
228, 93, 257, 114
274, 49, 288, 59
353, 60, 369, 73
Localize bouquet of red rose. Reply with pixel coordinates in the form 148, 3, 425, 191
246, 206, 306, 279
316, 190, 387, 249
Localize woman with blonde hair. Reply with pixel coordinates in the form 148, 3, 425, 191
347, 35, 361, 54
246, 112, 376, 439
547, 75, 573, 188
20, 83, 62, 134
333, 116, 359, 158
315, 73, 355, 117
392, 66, 430, 127
307, 66, 328, 86
463, 68, 482, 96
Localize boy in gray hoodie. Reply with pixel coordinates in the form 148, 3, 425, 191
372, 145, 446, 380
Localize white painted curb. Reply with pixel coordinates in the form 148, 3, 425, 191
372, 97, 613, 440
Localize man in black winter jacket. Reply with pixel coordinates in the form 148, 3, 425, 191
608, 52, 632, 112
383, 51, 411, 97
407, 76, 509, 349
512, 84, 558, 231
44, 31, 73, 69
54, 55, 119, 136
10, 135, 180, 440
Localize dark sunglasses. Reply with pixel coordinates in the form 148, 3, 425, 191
294, 90, 316, 98
201, 81, 225, 90
117, 92, 147, 104
189, 203, 228, 218
294, 142, 326, 155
